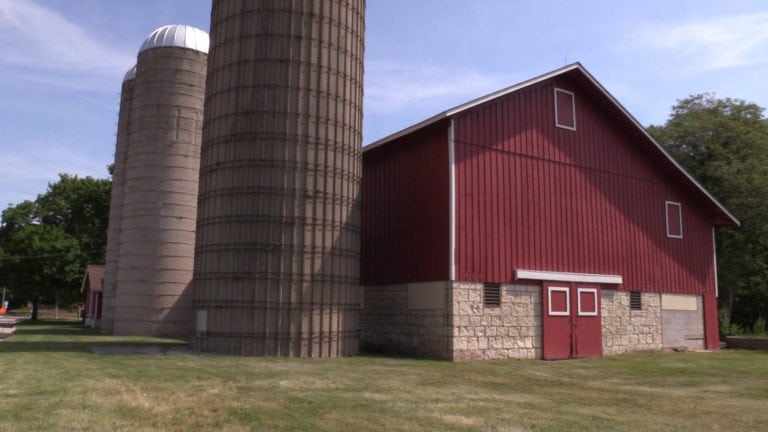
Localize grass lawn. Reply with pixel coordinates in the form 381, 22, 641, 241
1, 321, 766, 431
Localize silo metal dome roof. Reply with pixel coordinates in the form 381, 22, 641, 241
139, 24, 209, 54
123, 65, 136, 82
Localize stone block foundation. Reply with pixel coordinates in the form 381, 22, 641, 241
452, 283, 541, 361
362, 281, 681, 360
361, 282, 452, 359
601, 290, 662, 355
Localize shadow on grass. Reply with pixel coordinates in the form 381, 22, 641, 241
0, 320, 189, 354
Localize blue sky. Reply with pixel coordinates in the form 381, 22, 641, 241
2, 0, 768, 209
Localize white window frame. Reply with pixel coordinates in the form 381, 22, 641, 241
665, 201, 683, 239
554, 88, 577, 131
548, 286, 570, 316
577, 288, 599, 316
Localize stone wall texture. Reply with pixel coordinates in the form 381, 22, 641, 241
363, 283, 674, 360
601, 290, 662, 355
452, 283, 541, 361
725, 336, 768, 351
360, 282, 452, 359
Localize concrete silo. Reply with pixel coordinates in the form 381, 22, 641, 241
100, 65, 136, 333
112, 25, 209, 337
193, 0, 365, 357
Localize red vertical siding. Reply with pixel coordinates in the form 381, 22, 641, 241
453, 77, 718, 296
361, 121, 450, 284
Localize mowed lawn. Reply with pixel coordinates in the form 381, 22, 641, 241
1, 321, 766, 431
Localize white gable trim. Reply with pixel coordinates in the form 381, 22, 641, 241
516, 269, 623, 285
449, 119, 456, 281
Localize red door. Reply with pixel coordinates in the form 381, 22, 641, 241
542, 283, 602, 360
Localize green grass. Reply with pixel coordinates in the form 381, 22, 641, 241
1, 320, 767, 431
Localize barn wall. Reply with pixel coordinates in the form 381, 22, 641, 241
453, 77, 717, 297
452, 283, 542, 361
601, 291, 662, 355
362, 121, 450, 285
661, 294, 705, 350
360, 282, 452, 359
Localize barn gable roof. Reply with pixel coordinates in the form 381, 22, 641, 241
364, 62, 739, 228
80, 265, 105, 293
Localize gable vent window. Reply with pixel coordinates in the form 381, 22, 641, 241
484, 284, 501, 308
665, 201, 683, 239
554, 88, 576, 130
630, 291, 642, 311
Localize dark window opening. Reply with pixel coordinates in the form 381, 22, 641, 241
630, 291, 642, 311
484, 284, 501, 308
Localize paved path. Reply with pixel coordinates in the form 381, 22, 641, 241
0, 316, 23, 339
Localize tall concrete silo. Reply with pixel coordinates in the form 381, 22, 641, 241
100, 65, 136, 333
193, 0, 365, 357
112, 25, 209, 337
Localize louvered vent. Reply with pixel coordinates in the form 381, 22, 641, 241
630, 291, 642, 311
484, 284, 501, 308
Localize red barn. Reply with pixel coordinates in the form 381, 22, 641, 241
81, 265, 104, 328
360, 63, 738, 361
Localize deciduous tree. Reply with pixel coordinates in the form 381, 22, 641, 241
648, 94, 768, 328
2, 224, 81, 319
0, 174, 111, 317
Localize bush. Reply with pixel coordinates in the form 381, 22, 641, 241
753, 317, 767, 337
720, 309, 744, 336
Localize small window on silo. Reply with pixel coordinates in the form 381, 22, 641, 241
555, 88, 576, 130
484, 284, 501, 308
630, 292, 642, 311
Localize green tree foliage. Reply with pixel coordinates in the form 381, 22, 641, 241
0, 200, 38, 242
35, 174, 111, 264
0, 174, 111, 317
2, 225, 81, 319
648, 94, 768, 328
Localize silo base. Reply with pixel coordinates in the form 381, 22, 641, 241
192, 306, 359, 358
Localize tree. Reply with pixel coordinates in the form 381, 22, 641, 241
2, 224, 81, 319
35, 174, 111, 264
0, 200, 38, 242
648, 94, 768, 329
0, 173, 111, 318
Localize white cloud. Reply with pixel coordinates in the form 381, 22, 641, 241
366, 60, 514, 115
0, 139, 110, 208
641, 13, 768, 71
0, 0, 134, 79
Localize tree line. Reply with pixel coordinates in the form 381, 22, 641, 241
0, 94, 766, 331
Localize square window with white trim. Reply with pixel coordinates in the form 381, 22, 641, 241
665, 201, 683, 239
548, 286, 570, 316
577, 288, 598, 316
554, 88, 576, 130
